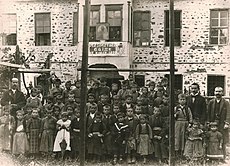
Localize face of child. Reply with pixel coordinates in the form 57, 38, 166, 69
112, 84, 118, 91
179, 97, 186, 106
131, 86, 137, 92
193, 124, 198, 129
75, 111, 80, 118
122, 85, 127, 90
140, 117, 146, 124
4, 110, 9, 116
135, 107, 142, 114
103, 107, 110, 115
118, 116, 124, 122
68, 95, 75, 102
126, 97, 132, 104
17, 113, 23, 120
32, 110, 39, 118
153, 107, 161, 115
101, 95, 108, 103
67, 107, 74, 115
62, 116, 67, 121
149, 85, 155, 91
55, 82, 61, 88
137, 98, 142, 105
89, 107, 96, 114
113, 106, 120, 114
47, 112, 52, 118
27, 108, 32, 114
31, 91, 37, 97
126, 108, 134, 117
163, 96, 169, 105
211, 126, 217, 131
88, 96, 95, 103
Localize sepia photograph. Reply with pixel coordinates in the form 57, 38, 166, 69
0, 0, 230, 165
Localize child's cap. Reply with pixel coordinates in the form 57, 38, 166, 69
117, 112, 125, 118
46, 108, 53, 114
113, 95, 120, 100
139, 114, 147, 119
65, 80, 71, 85
31, 88, 37, 93
16, 110, 24, 115
88, 93, 95, 98
61, 111, 68, 117
210, 122, 218, 127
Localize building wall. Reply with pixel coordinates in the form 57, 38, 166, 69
132, 0, 230, 95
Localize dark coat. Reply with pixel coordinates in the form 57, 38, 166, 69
207, 98, 230, 143
1, 89, 26, 117
186, 94, 207, 124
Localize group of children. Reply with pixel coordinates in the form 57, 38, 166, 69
0, 77, 226, 164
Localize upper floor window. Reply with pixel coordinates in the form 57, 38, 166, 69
35, 13, 51, 46
165, 10, 181, 46
106, 5, 122, 41
210, 10, 228, 45
2, 14, 17, 46
133, 11, 150, 47
73, 12, 78, 45
89, 5, 100, 42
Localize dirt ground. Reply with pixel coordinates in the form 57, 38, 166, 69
0, 147, 230, 166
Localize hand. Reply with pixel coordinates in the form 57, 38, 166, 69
122, 140, 126, 144
27, 135, 30, 140
39, 134, 41, 138
98, 134, 103, 137
88, 133, 93, 138
219, 145, 222, 149
188, 123, 192, 127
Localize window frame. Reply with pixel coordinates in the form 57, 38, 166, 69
105, 4, 123, 42
133, 10, 151, 47
2, 13, 17, 46
89, 5, 100, 42
210, 9, 229, 45
35, 13, 51, 46
164, 10, 182, 47
207, 75, 225, 96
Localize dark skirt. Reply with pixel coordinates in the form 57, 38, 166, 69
28, 129, 40, 154
137, 134, 154, 156
70, 132, 80, 152
39, 130, 55, 153
207, 142, 224, 159
87, 135, 103, 155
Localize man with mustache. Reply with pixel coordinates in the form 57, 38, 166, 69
1, 78, 26, 117
207, 87, 230, 159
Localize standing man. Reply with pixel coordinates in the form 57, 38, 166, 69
1, 78, 26, 117
207, 87, 230, 158
186, 83, 207, 125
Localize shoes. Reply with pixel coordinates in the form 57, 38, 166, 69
143, 157, 147, 164
131, 157, 136, 164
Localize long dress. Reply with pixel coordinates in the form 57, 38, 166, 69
136, 123, 154, 156
12, 120, 29, 154
206, 130, 224, 159
53, 119, 71, 152
26, 117, 42, 154
0, 115, 14, 151
184, 127, 204, 158
39, 116, 57, 153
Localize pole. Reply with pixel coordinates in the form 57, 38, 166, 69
15, 45, 21, 89
169, 0, 175, 166
80, 0, 90, 165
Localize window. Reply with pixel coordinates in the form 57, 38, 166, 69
2, 14, 17, 45
35, 13, 51, 46
207, 75, 225, 96
106, 5, 122, 41
210, 10, 228, 45
89, 6, 100, 42
133, 11, 150, 47
134, 75, 145, 87
165, 10, 181, 46
73, 12, 78, 45
165, 74, 183, 91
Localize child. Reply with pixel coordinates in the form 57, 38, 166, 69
53, 112, 71, 158
86, 103, 98, 131
174, 93, 193, 157
117, 81, 130, 104
26, 108, 42, 157
121, 94, 134, 114
111, 112, 129, 164
110, 83, 119, 99
12, 110, 29, 155
53, 104, 61, 120
149, 106, 164, 161
70, 107, 81, 160
135, 114, 153, 164
102, 105, 114, 161
184, 121, 204, 160
129, 83, 139, 104
87, 112, 106, 162
98, 94, 110, 113
111, 95, 122, 108
134, 105, 143, 120
26, 88, 42, 109
39, 108, 57, 157
64, 93, 78, 111
62, 81, 72, 104
0, 106, 14, 151
125, 107, 139, 164
206, 122, 224, 160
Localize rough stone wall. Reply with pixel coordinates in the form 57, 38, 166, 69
132, 0, 230, 95
0, 0, 79, 83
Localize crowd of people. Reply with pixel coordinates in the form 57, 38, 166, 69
0, 75, 229, 165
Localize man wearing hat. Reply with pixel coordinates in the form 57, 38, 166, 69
207, 86, 230, 158
1, 78, 26, 117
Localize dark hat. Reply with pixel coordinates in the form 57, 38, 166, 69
117, 112, 125, 118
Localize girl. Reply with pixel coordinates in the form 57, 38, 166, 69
53, 112, 71, 158
39, 108, 57, 157
12, 110, 28, 155
87, 112, 106, 162
174, 94, 193, 157
26, 88, 42, 109
26, 108, 42, 157
0, 106, 14, 151
206, 122, 224, 160
136, 114, 153, 164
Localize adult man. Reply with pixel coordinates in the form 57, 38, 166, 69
186, 83, 206, 125
207, 87, 230, 158
1, 78, 26, 117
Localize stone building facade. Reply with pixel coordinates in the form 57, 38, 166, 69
0, 0, 230, 96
